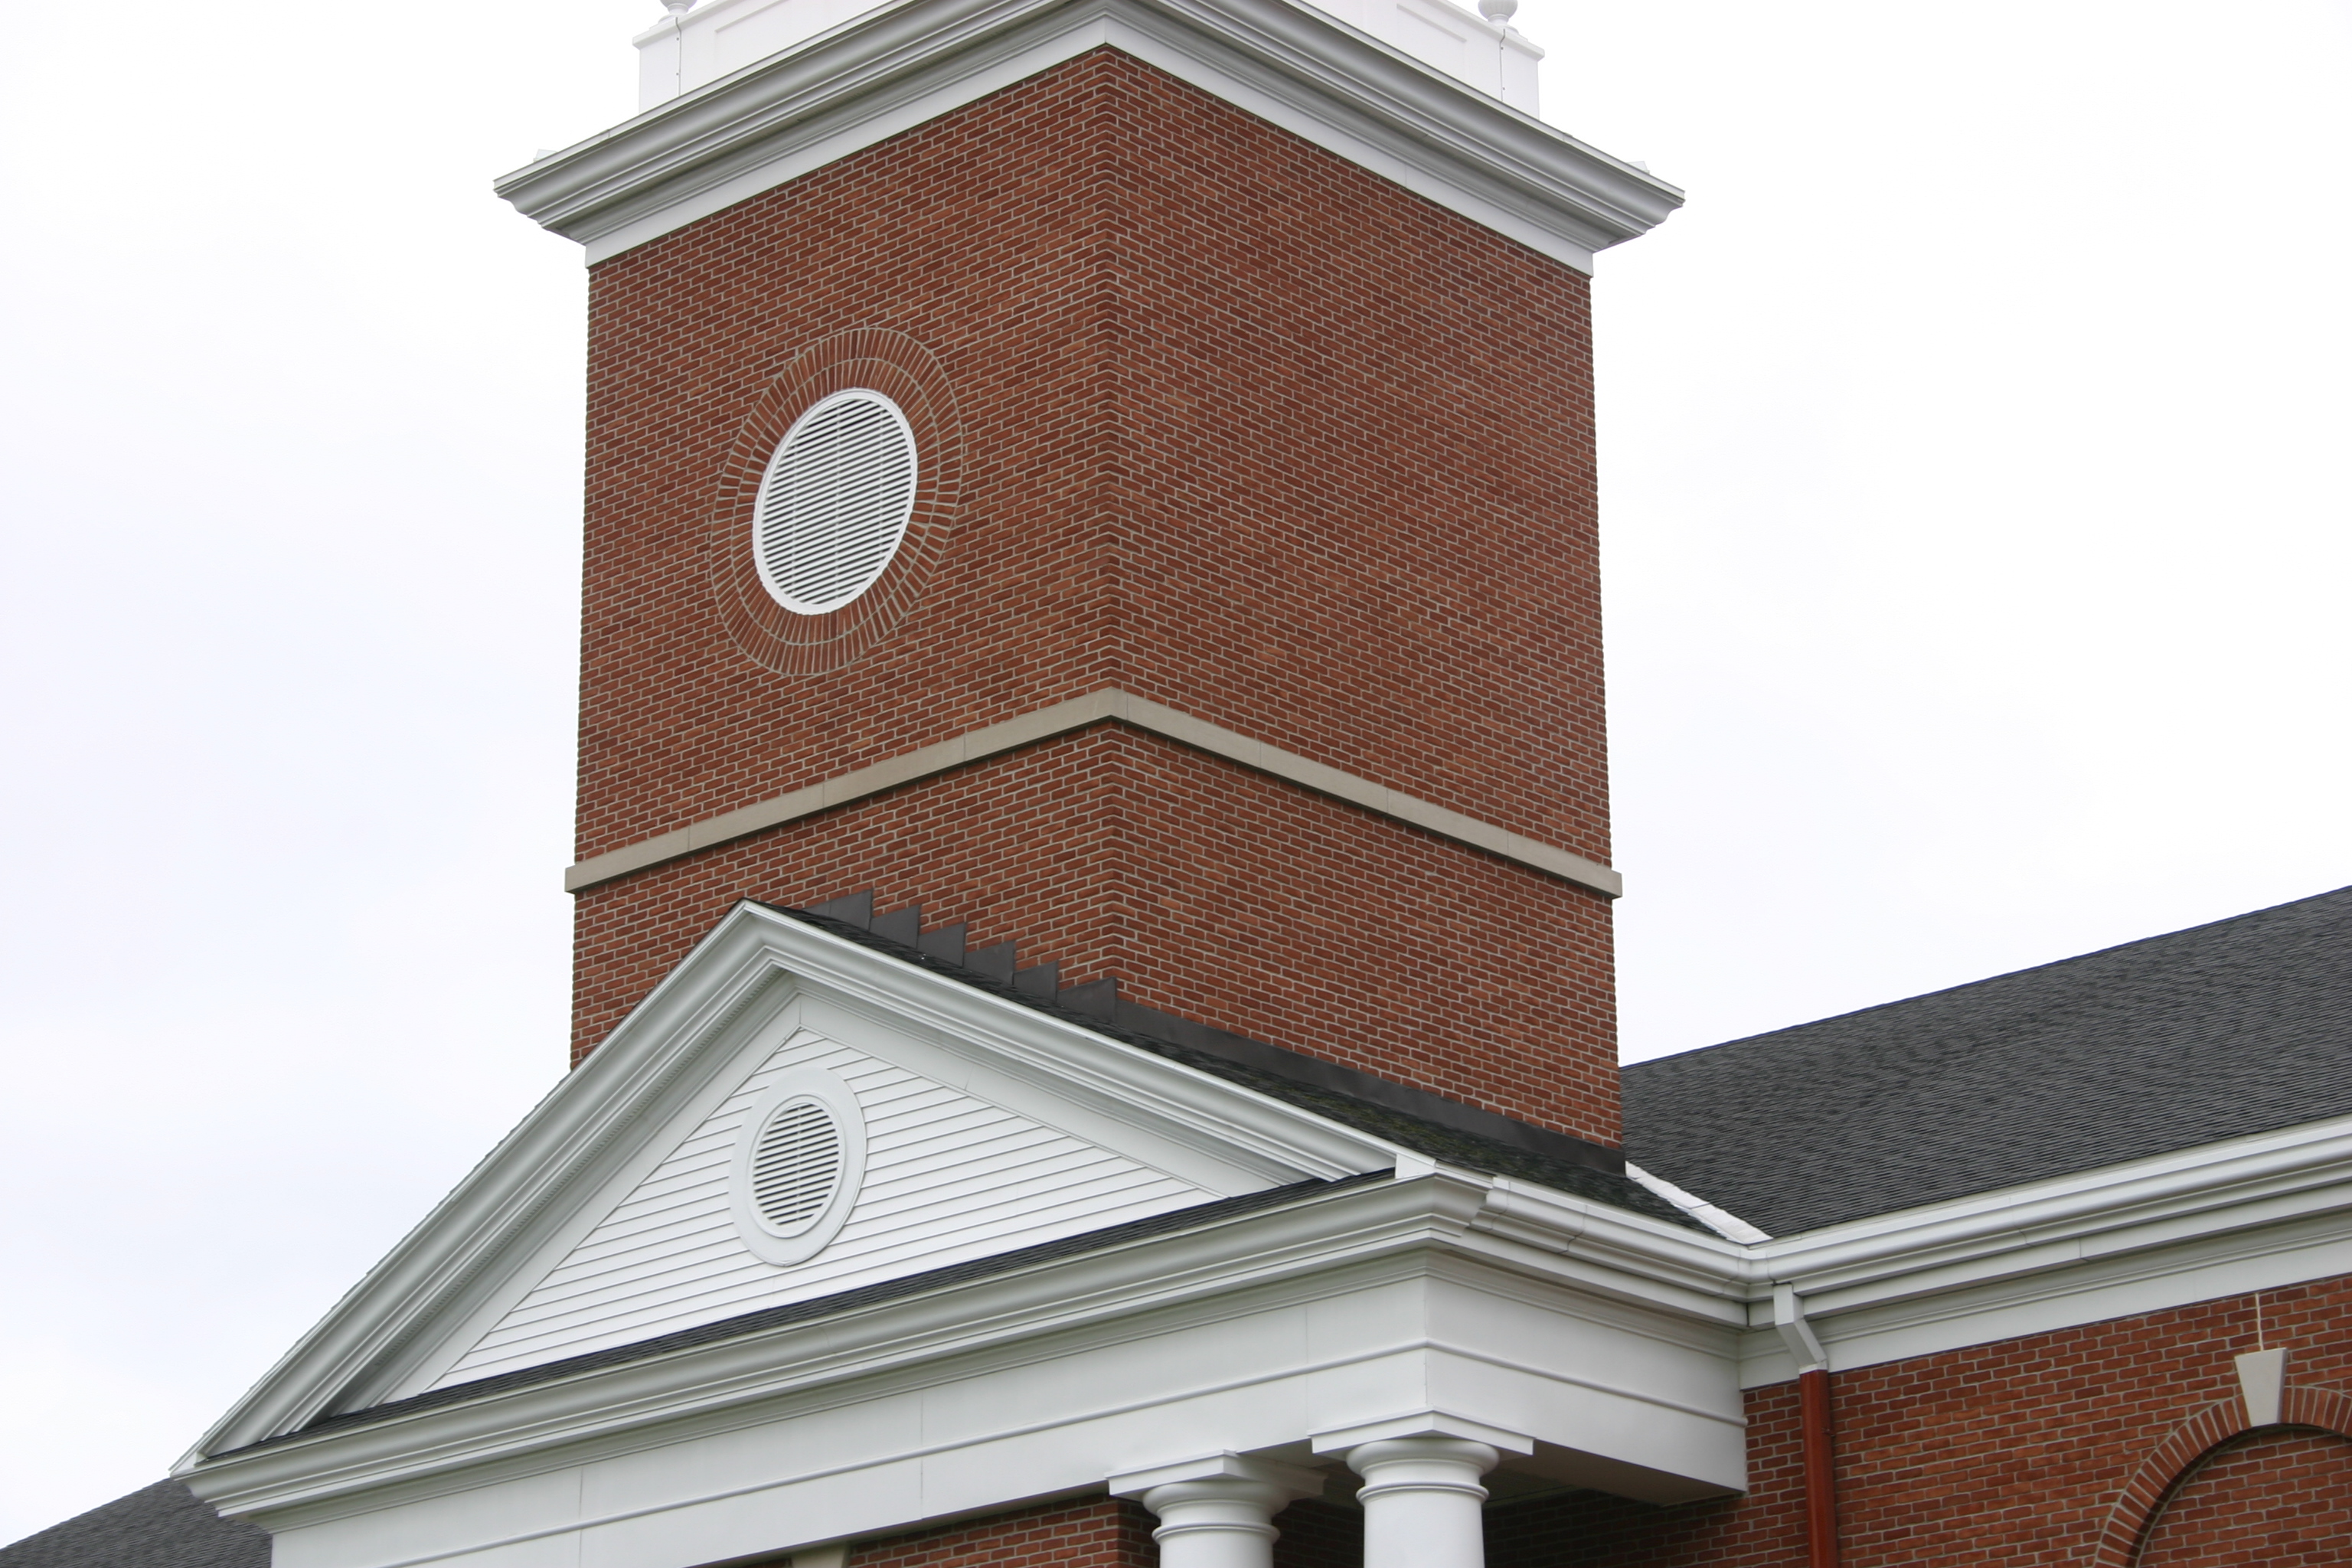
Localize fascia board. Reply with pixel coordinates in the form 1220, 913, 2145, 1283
1452, 1112, 2352, 1368
1422, 1248, 1743, 1357
184, 1174, 1484, 1518
193, 902, 1398, 1459
493, 0, 1680, 270
1474, 1179, 1749, 1312
1802, 1191, 2352, 1327
1746, 1114, 2352, 1304
1739, 1201, 2352, 1388
1781, 1155, 2352, 1315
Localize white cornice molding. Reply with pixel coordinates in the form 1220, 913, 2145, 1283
1746, 1114, 2352, 1297
1477, 1109, 2352, 1379
184, 1171, 1744, 1530
561, 688, 1623, 897
494, 0, 1681, 269
1726, 1113, 2352, 1383
185, 1181, 1458, 1517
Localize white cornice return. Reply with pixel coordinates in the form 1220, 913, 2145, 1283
495, 0, 1682, 268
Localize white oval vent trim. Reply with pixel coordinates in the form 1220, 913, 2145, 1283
730, 1067, 866, 1266
751, 389, 919, 616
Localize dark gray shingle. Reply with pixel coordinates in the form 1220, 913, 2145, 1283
0, 1481, 266, 1568
1621, 886, 2352, 1236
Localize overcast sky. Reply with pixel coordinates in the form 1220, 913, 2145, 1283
2, 0, 2345, 1543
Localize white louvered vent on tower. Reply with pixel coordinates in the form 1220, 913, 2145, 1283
750, 1099, 841, 1231
751, 389, 918, 615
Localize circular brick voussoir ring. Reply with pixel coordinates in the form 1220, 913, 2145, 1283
707, 328, 965, 675
2090, 1384, 2352, 1567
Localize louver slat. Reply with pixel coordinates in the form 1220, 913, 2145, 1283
752, 1100, 842, 1230
752, 391, 919, 615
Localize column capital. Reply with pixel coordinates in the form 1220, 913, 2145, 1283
1341, 1436, 1503, 1502
1112, 1452, 1327, 1568
1325, 1429, 1513, 1568
1107, 1452, 1328, 1501
1309, 1412, 1535, 1459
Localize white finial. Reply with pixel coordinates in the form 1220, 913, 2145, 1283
1476, 0, 1517, 23
662, 0, 695, 17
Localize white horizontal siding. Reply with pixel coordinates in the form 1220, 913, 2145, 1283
435, 1031, 1210, 1387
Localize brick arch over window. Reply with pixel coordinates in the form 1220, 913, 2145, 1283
2135, 1427, 2352, 1565
2092, 1385, 2352, 1566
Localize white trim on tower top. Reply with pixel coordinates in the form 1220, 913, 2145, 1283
495, 0, 1681, 270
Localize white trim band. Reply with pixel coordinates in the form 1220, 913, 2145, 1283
494, 0, 1681, 271
563, 688, 1622, 897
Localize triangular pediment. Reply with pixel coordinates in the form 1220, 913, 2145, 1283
426, 1021, 1217, 1389
197, 903, 1395, 1454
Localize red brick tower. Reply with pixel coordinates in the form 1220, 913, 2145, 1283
544, 16, 1679, 1155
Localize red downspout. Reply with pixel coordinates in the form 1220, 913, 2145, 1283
1798, 1367, 1840, 1568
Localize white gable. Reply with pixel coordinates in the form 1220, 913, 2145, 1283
433, 1026, 1211, 1387
194, 906, 1393, 1453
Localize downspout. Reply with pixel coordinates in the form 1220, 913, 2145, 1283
1772, 1285, 1839, 1568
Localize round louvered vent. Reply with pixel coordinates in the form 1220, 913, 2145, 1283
749, 1098, 844, 1233
750, 390, 919, 616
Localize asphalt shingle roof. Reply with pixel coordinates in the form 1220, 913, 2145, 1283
1621, 885, 2352, 1237
0, 1481, 266, 1568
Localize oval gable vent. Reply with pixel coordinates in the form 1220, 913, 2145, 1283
751, 389, 919, 616
750, 1098, 843, 1234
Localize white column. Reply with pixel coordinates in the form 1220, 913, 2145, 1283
1346, 1437, 1501, 1568
1109, 1454, 1325, 1568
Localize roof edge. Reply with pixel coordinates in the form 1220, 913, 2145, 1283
494, 0, 1681, 270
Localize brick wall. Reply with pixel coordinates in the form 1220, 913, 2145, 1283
573, 727, 1619, 1142
1272, 1499, 1361, 1568
571, 47, 1618, 1136
2134, 1428, 2352, 1565
847, 1498, 1155, 1568
1481, 1275, 2352, 1567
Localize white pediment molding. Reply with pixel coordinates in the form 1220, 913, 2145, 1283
494, 0, 1682, 270
189, 903, 1397, 1459
184, 1172, 1755, 1552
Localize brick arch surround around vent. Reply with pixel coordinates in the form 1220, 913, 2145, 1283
705, 327, 965, 675
2092, 1385, 2352, 1566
